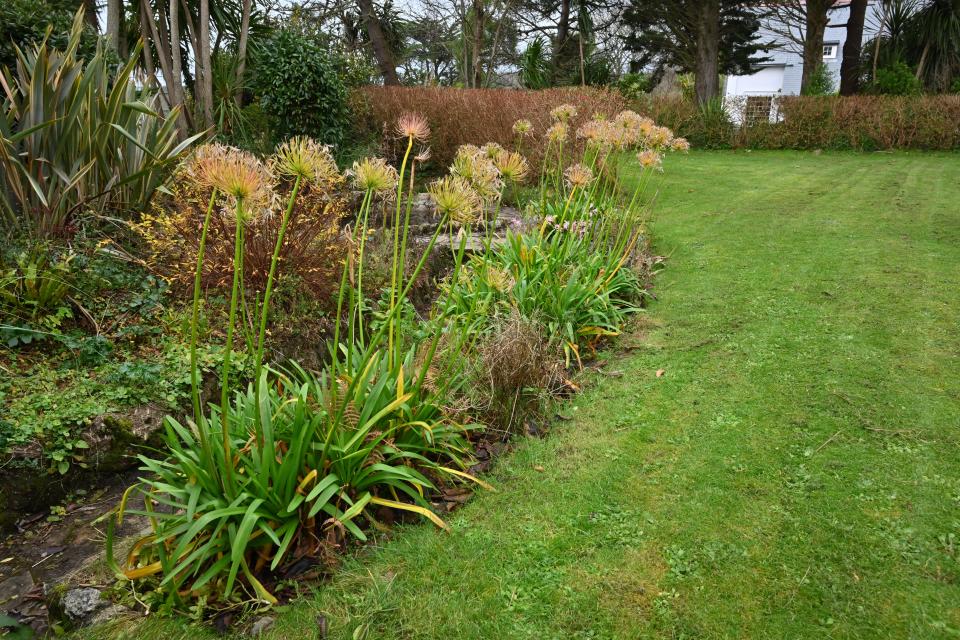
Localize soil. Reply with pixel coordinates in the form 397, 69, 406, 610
0, 469, 150, 635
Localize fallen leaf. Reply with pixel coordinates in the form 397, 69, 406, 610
656, 369, 666, 378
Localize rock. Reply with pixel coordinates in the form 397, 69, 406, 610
62, 588, 104, 620
87, 603, 131, 626
247, 616, 275, 636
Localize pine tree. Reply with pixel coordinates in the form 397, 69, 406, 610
622, 0, 769, 104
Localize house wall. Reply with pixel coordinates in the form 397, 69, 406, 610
726, 1, 883, 99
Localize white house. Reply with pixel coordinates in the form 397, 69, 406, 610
725, 1, 883, 112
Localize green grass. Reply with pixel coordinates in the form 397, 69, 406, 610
84, 150, 960, 639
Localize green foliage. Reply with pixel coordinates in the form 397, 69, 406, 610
111, 138, 481, 607
0, 245, 74, 346
0, 336, 238, 474
952, 77, 960, 94
442, 230, 643, 367
0, 0, 99, 70
803, 63, 835, 96
520, 37, 551, 90
617, 72, 652, 100
623, 1, 771, 80
873, 61, 922, 95
0, 12, 200, 238
252, 29, 348, 147
211, 53, 270, 152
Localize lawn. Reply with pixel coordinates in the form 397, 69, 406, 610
84, 150, 960, 639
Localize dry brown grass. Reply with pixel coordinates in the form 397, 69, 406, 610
471, 310, 563, 437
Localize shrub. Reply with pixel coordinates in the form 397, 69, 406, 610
352, 86, 627, 171
113, 135, 487, 608
803, 63, 836, 96
253, 29, 349, 147
0, 12, 198, 238
0, 0, 99, 69
872, 61, 922, 96
137, 145, 349, 302
443, 230, 644, 367
617, 72, 652, 100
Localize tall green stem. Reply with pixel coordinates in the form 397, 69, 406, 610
388, 136, 414, 365
253, 174, 302, 408
355, 189, 373, 344
189, 189, 217, 459
219, 200, 245, 495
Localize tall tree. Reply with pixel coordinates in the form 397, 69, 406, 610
168, 0, 190, 135
623, 0, 769, 104
840, 0, 868, 95
106, 0, 121, 51
198, 0, 214, 127
357, 0, 401, 84
766, 0, 833, 93
694, 0, 721, 104
236, 0, 254, 102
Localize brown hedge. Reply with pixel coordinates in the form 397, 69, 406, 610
350, 86, 628, 170
635, 94, 960, 150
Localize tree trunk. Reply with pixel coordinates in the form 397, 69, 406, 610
197, 0, 214, 128
871, 1, 888, 83
235, 0, 253, 104
357, 0, 401, 85
694, 0, 720, 105
141, 0, 175, 105
840, 0, 867, 95
915, 40, 930, 81
83, 0, 99, 30
554, 0, 570, 81
800, 0, 830, 93
139, 0, 170, 110
168, 0, 189, 138
106, 0, 121, 52
471, 0, 485, 87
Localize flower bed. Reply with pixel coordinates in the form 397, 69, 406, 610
104, 105, 686, 623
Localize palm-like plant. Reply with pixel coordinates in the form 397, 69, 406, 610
0, 11, 199, 238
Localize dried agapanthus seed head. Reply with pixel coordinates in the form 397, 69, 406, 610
396, 112, 431, 141
428, 176, 482, 225
415, 147, 432, 162
494, 150, 529, 183
547, 122, 569, 144
185, 142, 231, 189
637, 149, 663, 171
670, 137, 691, 152
550, 104, 578, 123
577, 119, 617, 150
564, 163, 594, 189
481, 142, 504, 160
612, 110, 645, 147
451, 146, 504, 200
272, 136, 341, 184
646, 125, 674, 150
350, 157, 399, 194
512, 119, 533, 136
484, 266, 514, 293
192, 144, 275, 221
